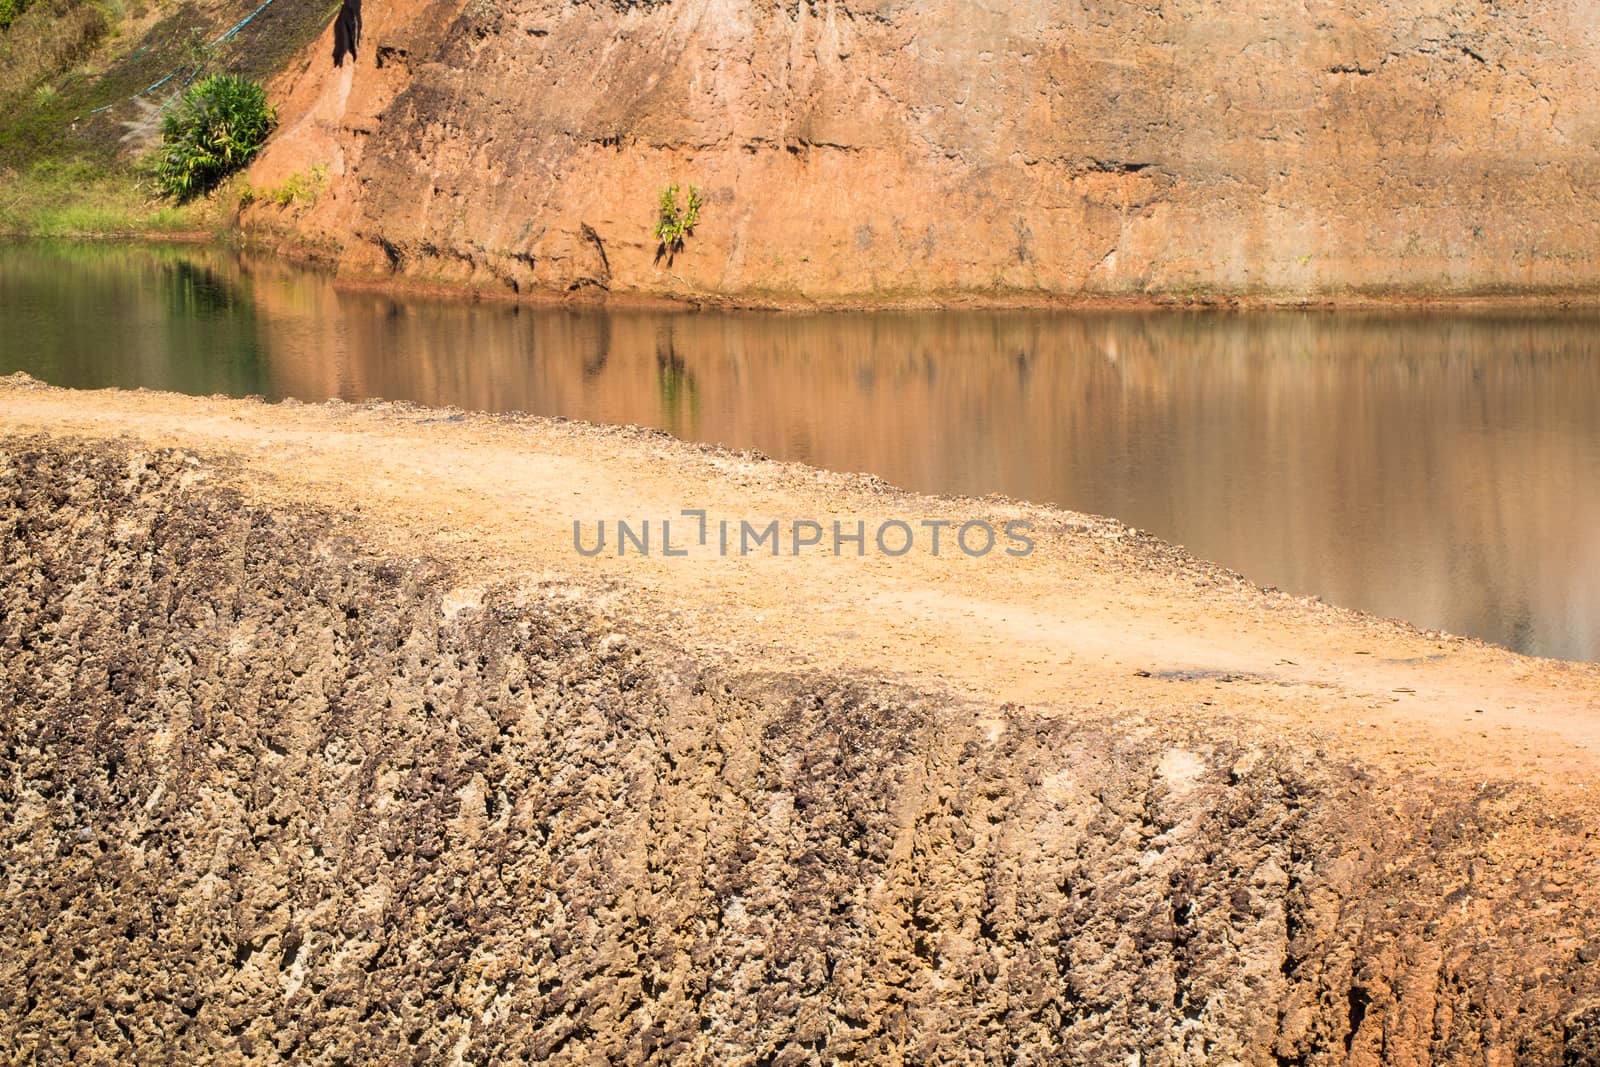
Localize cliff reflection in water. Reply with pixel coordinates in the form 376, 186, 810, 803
3, 242, 1598, 661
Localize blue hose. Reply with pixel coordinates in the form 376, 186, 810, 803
84, 0, 280, 118
212, 0, 276, 46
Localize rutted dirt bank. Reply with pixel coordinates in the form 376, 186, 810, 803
239, 0, 1600, 306
2, 380, 1600, 1063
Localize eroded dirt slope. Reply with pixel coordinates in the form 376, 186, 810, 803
2, 439, 1600, 1066
2, 381, 1600, 1063
242, 0, 1600, 305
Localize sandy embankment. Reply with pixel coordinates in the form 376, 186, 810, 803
2, 374, 1598, 1064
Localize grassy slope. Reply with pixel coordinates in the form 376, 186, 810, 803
0, 0, 336, 236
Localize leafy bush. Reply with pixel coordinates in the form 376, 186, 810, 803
155, 74, 275, 200
652, 183, 702, 265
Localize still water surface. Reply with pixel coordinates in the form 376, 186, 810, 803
3, 241, 1598, 661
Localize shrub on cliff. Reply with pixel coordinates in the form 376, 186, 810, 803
653, 183, 702, 266
155, 74, 275, 200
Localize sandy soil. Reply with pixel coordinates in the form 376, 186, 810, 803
4, 373, 1595, 793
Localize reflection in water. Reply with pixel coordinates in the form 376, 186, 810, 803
654, 340, 699, 435
0, 242, 269, 398
3, 241, 1599, 661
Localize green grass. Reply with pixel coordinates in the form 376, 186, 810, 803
239, 161, 327, 209
0, 0, 107, 106
0, 158, 201, 235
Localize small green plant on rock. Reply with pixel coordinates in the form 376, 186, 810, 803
270, 163, 329, 207
653, 183, 702, 266
155, 74, 276, 201
237, 164, 328, 213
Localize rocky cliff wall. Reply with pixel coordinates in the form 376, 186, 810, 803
242, 0, 1600, 305
4, 439, 1600, 1063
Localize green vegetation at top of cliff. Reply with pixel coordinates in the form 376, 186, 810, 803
154, 73, 275, 200
0, 0, 336, 235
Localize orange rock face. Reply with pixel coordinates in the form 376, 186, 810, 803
245, 0, 1600, 305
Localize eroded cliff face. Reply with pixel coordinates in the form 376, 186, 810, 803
4, 439, 1600, 1064
241, 0, 1600, 305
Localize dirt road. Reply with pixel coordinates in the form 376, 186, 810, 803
3, 373, 1595, 788
6, 373, 1600, 1064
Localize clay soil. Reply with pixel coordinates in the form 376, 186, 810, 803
2, 374, 1599, 1065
